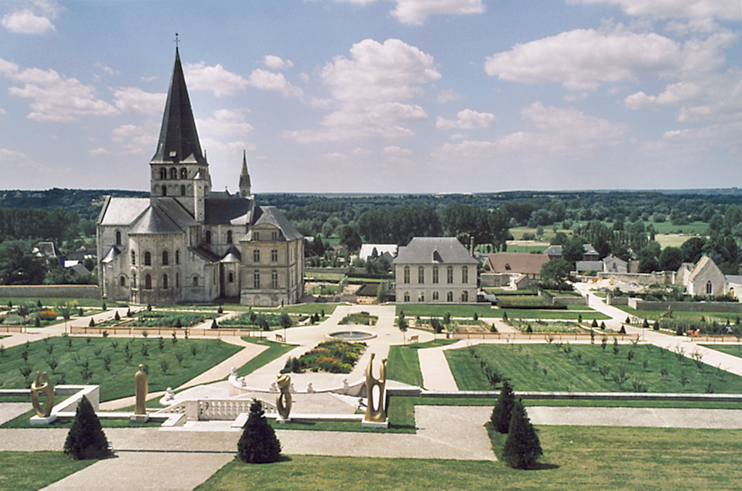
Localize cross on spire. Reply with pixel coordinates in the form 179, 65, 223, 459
174, 33, 179, 49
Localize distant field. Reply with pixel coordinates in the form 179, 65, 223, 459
654, 234, 700, 248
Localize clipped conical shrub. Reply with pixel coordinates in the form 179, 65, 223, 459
89, 318, 95, 327
237, 399, 281, 463
491, 380, 516, 434
63, 395, 111, 460
502, 399, 542, 469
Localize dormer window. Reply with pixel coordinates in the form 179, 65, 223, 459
505, 263, 511, 271
169, 151, 177, 158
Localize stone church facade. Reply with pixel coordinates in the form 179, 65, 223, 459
97, 49, 303, 306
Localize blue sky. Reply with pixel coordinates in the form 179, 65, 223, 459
0, 0, 740, 193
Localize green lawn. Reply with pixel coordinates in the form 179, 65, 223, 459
616, 307, 742, 324
256, 304, 338, 316
445, 343, 742, 393
235, 337, 295, 377
0, 452, 95, 491
0, 337, 241, 401
397, 304, 608, 321
700, 344, 742, 358
387, 340, 457, 387
196, 426, 742, 490
0, 298, 124, 308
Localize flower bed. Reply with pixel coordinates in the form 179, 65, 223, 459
281, 340, 365, 374
339, 311, 378, 326
131, 311, 216, 328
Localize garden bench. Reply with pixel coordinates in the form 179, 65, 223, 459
275, 334, 284, 342
409, 335, 419, 343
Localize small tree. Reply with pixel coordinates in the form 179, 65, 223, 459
398, 315, 408, 344
114, 311, 120, 321
591, 319, 598, 328
642, 318, 649, 328
600, 321, 606, 330
88, 318, 95, 327
237, 399, 282, 464
279, 312, 292, 329
502, 399, 542, 469
63, 395, 111, 460
491, 380, 516, 434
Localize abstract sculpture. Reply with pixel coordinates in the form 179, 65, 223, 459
276, 374, 292, 421
134, 364, 148, 416
364, 353, 388, 426
30, 371, 54, 418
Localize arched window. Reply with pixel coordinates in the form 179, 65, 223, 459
180, 185, 185, 196
462, 291, 469, 302
144, 251, 151, 266
145, 274, 152, 290
447, 291, 453, 302
119, 276, 126, 286
176, 273, 179, 288
403, 292, 410, 302
163, 274, 168, 289
169, 167, 177, 179
131, 251, 136, 265
418, 292, 425, 302
162, 185, 167, 196
180, 167, 187, 179
175, 250, 180, 264
115, 230, 122, 246
706, 281, 713, 295
193, 276, 198, 287
159, 168, 167, 180
462, 266, 469, 284
447, 266, 454, 284
433, 291, 439, 301
228, 272, 234, 283
205, 231, 211, 244
271, 271, 278, 289
418, 266, 425, 284
432, 267, 439, 284
227, 230, 233, 244
253, 271, 260, 289
132, 273, 136, 288
162, 251, 169, 265
403, 266, 410, 284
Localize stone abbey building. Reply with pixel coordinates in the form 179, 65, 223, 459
97, 49, 303, 306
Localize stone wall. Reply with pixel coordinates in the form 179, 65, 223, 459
628, 298, 742, 312
0, 285, 100, 299
541, 289, 587, 306
597, 271, 676, 285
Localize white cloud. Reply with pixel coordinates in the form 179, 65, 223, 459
1, 0, 63, 34
625, 70, 742, 123
567, 0, 741, 21
433, 102, 626, 159
335, 0, 485, 25
184, 62, 248, 97
382, 145, 412, 156
247, 69, 303, 97
437, 88, 461, 104
263, 55, 293, 70
436, 109, 496, 129
112, 87, 166, 115
197, 109, 254, 136
0, 148, 30, 161
7, 67, 118, 122
89, 147, 110, 155
0, 108, 6, 114
0, 57, 19, 76
284, 38, 440, 142
111, 121, 159, 154
485, 28, 683, 91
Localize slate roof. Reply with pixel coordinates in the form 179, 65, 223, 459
150, 48, 206, 166
101, 246, 122, 264
221, 246, 241, 263
576, 261, 603, 272
483, 252, 550, 275
204, 196, 253, 225
544, 245, 562, 256
393, 237, 477, 265
157, 199, 199, 229
190, 246, 220, 263
246, 206, 303, 241
98, 197, 150, 226
68, 263, 91, 277
129, 206, 184, 235
33, 241, 64, 258
360, 244, 398, 261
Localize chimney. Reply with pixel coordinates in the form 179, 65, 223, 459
470, 236, 475, 256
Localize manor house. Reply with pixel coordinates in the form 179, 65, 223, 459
97, 49, 303, 306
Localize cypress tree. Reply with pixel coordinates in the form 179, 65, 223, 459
63, 396, 111, 460
502, 399, 542, 469
237, 399, 281, 464
491, 380, 516, 434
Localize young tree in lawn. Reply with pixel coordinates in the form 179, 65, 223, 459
237, 399, 281, 464
502, 399, 543, 469
491, 380, 516, 434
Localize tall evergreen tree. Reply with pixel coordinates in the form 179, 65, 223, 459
491, 380, 516, 434
237, 399, 281, 464
502, 399, 543, 469
63, 395, 111, 460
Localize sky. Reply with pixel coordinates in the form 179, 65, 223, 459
0, 0, 740, 194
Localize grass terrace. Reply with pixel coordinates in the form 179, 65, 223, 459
339, 311, 378, 326
387, 339, 457, 387
0, 452, 95, 491
282, 340, 365, 374
617, 307, 742, 324
700, 344, 742, 358
235, 337, 295, 377
0, 336, 241, 402
446, 343, 742, 393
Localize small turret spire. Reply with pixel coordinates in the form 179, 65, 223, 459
239, 150, 251, 198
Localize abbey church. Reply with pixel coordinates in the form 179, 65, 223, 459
96, 49, 304, 306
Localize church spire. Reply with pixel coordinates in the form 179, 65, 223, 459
239, 149, 251, 198
150, 47, 206, 165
